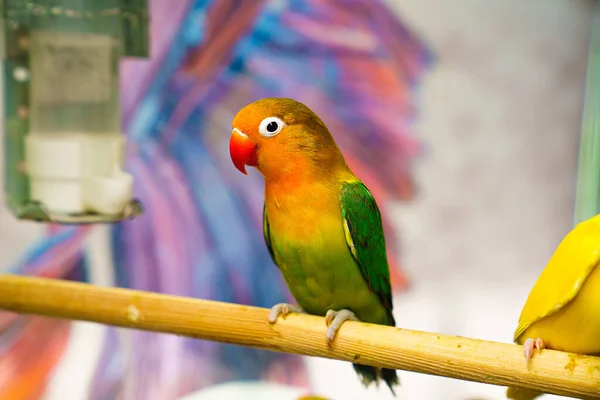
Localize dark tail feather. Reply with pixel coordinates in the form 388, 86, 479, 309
381, 368, 400, 394
352, 363, 400, 396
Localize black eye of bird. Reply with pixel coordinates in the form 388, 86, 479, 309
266, 121, 279, 133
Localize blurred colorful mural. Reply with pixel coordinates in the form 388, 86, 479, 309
0, 0, 432, 398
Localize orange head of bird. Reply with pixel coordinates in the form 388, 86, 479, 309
229, 97, 344, 180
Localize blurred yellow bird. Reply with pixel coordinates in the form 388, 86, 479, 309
506, 213, 600, 400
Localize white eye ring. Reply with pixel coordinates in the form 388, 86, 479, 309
258, 116, 285, 137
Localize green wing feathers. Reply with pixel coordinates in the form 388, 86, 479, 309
263, 204, 276, 264
339, 181, 395, 325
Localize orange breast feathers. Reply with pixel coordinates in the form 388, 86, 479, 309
264, 177, 346, 243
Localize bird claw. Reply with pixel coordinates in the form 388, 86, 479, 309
523, 338, 545, 363
324, 309, 359, 345
268, 303, 304, 324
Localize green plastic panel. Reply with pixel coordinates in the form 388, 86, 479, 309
574, 1, 600, 225
0, 0, 148, 59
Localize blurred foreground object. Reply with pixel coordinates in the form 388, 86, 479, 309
177, 381, 317, 400
508, 6, 600, 400
1, 0, 148, 223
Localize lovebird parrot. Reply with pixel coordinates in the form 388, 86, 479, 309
228, 98, 399, 394
505, 213, 600, 400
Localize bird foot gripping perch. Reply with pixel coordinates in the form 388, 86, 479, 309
268, 303, 306, 324
267, 303, 356, 360
523, 338, 545, 363
268, 304, 360, 347
325, 309, 359, 345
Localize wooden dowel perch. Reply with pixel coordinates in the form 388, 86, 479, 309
0, 275, 598, 399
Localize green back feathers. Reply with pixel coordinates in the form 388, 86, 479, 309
339, 181, 395, 324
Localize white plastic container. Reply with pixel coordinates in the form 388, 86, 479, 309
25, 132, 133, 215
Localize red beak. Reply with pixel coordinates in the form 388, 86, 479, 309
229, 128, 257, 175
